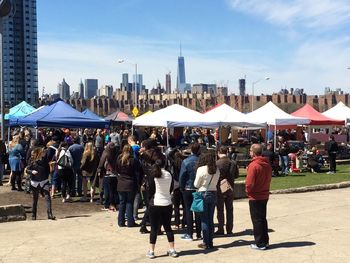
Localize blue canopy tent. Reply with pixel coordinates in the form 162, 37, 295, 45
82, 109, 104, 120
10, 99, 110, 129
4, 101, 36, 120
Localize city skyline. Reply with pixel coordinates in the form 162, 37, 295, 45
37, 0, 350, 96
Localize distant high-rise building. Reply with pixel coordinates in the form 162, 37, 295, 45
79, 80, 84, 98
133, 74, 143, 94
84, 79, 98, 99
3, 0, 38, 107
165, 73, 171, 94
58, 79, 70, 100
176, 45, 186, 93
239, 79, 246, 96
122, 73, 129, 91
98, 85, 113, 97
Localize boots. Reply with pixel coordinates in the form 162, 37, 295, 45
140, 225, 150, 234
47, 209, 56, 220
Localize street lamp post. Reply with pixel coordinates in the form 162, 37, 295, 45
251, 77, 270, 112
118, 59, 138, 107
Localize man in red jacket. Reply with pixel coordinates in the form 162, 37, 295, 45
246, 144, 272, 250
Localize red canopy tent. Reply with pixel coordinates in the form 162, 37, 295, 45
291, 104, 344, 125
105, 111, 133, 122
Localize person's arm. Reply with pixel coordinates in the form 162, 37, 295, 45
179, 160, 187, 190
245, 166, 256, 195
148, 174, 156, 199
193, 168, 203, 189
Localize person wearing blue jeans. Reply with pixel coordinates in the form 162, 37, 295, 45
200, 192, 217, 248
179, 143, 201, 241
280, 155, 289, 174
194, 151, 220, 249
118, 191, 135, 227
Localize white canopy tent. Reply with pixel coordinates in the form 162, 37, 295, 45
246, 102, 310, 150
322, 101, 350, 125
132, 104, 220, 127
203, 103, 266, 129
247, 101, 310, 126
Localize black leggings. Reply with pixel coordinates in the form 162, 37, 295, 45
149, 205, 174, 244
11, 171, 22, 189
31, 184, 52, 217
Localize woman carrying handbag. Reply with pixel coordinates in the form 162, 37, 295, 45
194, 151, 220, 249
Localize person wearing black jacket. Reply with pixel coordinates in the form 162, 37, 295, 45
0, 138, 7, 186
327, 135, 339, 174
115, 144, 142, 227
215, 146, 237, 236
26, 147, 55, 220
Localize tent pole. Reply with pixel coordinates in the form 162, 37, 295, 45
35, 128, 38, 139
7, 125, 10, 144
308, 125, 311, 143
274, 125, 277, 152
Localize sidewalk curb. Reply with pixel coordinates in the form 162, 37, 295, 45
270, 181, 350, 194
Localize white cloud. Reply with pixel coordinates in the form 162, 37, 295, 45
38, 33, 350, 96
228, 0, 350, 29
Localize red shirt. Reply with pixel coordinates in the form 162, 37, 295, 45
246, 156, 272, 200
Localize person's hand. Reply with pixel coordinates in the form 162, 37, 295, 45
32, 170, 38, 175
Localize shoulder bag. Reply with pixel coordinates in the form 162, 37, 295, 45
191, 174, 214, 213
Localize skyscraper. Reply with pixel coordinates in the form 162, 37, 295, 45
2, 0, 38, 107
122, 73, 129, 91
58, 79, 70, 100
176, 45, 186, 93
133, 74, 143, 94
79, 80, 84, 98
84, 79, 98, 99
239, 79, 246, 96
165, 73, 171, 94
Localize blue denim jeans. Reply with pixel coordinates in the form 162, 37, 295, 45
118, 191, 135, 227
280, 155, 289, 174
200, 191, 217, 247
182, 189, 202, 238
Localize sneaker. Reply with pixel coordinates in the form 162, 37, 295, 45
180, 234, 193, 241
250, 244, 266, 250
167, 250, 178, 258
327, 171, 335, 174
62, 198, 66, 203
146, 251, 155, 259
101, 207, 109, 211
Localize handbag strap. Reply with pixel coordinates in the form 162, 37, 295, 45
204, 173, 214, 197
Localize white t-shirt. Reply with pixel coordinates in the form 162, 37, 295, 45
153, 169, 172, 206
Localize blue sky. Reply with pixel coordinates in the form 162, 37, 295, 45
37, 0, 350, 95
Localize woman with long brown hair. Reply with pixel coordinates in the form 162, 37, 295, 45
194, 150, 220, 249
80, 142, 99, 202
8, 135, 25, 191
115, 144, 141, 227
26, 147, 55, 220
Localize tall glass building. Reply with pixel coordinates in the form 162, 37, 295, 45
84, 79, 98, 99
176, 54, 186, 93
2, 0, 38, 107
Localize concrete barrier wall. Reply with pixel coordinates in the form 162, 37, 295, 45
0, 204, 27, 223
234, 181, 247, 199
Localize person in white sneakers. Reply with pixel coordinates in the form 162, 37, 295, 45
146, 158, 178, 259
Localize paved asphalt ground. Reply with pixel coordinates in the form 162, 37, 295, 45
0, 188, 349, 263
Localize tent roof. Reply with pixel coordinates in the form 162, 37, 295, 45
203, 103, 266, 128
247, 101, 310, 126
5, 101, 36, 120
82, 109, 104, 120
10, 100, 110, 128
291, 104, 344, 125
105, 111, 133, 122
133, 104, 220, 127
322, 102, 350, 123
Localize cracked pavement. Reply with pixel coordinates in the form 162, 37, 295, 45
0, 188, 349, 263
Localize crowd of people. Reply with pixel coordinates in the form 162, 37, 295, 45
0, 125, 340, 258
